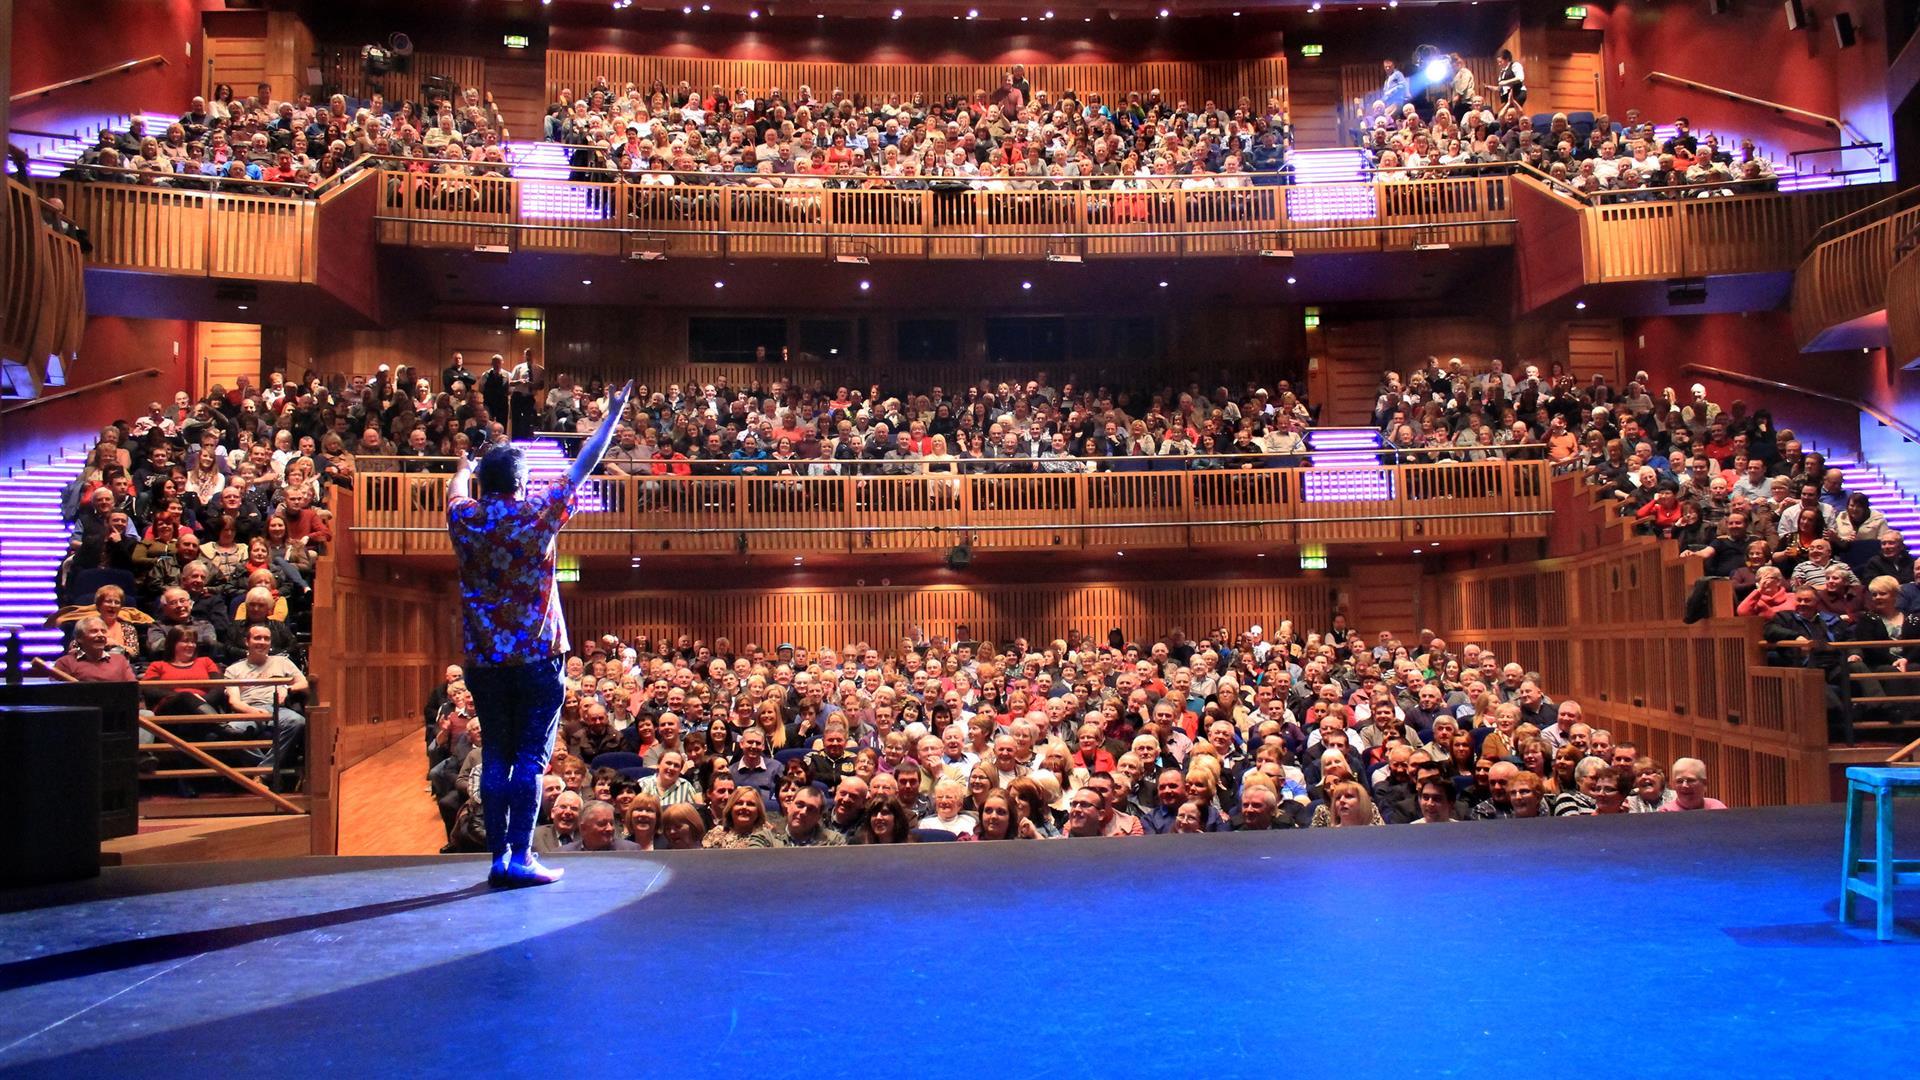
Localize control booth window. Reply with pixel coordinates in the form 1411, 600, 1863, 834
984, 316, 1067, 365
689, 317, 786, 363
897, 319, 960, 363
797, 319, 857, 362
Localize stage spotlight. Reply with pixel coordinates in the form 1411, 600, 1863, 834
1424, 57, 1451, 82
946, 542, 972, 570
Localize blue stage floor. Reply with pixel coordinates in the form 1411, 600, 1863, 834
0, 802, 1915, 1078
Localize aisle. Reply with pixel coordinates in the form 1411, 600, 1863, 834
335, 735, 445, 856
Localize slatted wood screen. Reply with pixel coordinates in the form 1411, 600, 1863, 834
321, 48, 490, 109
566, 578, 1337, 657
547, 50, 1287, 111
1423, 476, 1831, 807
1339, 57, 1500, 114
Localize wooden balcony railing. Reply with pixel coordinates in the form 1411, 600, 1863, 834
2, 179, 86, 395
1580, 181, 1889, 284
370, 166, 1517, 259
349, 458, 1552, 558
1888, 229, 1920, 369
1790, 187, 1920, 350
32, 176, 318, 281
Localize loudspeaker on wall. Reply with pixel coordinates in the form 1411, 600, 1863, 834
1784, 0, 1807, 30
1833, 12, 1857, 47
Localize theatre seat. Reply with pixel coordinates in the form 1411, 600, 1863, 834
590, 751, 644, 771
773, 747, 812, 766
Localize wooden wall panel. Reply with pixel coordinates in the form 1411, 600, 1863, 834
199, 321, 260, 396
565, 577, 1338, 657
307, 497, 459, 855
1564, 319, 1624, 385
204, 36, 268, 101
486, 56, 549, 144
1343, 561, 1421, 644
547, 50, 1286, 114
284, 320, 539, 384
1309, 320, 1388, 426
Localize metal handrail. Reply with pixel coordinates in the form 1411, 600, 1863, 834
1681, 363, 1920, 445
0, 367, 163, 415
10, 55, 168, 104
35, 159, 349, 197
1642, 70, 1873, 148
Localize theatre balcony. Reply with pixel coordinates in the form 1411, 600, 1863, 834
33, 163, 1893, 318
28, 167, 384, 327
347, 452, 1552, 567
1510, 172, 1890, 316
1789, 186, 1920, 353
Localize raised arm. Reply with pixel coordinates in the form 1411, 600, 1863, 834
448, 451, 474, 502
569, 380, 636, 488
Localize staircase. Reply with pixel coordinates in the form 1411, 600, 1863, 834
1283, 148, 1377, 221
0, 447, 91, 673
1304, 426, 1394, 501
1817, 451, 1920, 537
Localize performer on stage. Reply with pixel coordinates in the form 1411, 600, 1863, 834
448, 378, 633, 886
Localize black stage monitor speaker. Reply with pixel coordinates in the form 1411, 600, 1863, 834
1785, 0, 1808, 30
1834, 12, 1857, 47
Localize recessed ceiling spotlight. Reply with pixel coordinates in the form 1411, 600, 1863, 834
1021, 281, 1032, 290
1285, 276, 1297, 285
714, 280, 725, 288
748, 9, 759, 18
967, 8, 979, 18
1158, 280, 1169, 287
859, 280, 871, 291
582, 279, 592, 285
892, 8, 902, 17
1575, 300, 1587, 310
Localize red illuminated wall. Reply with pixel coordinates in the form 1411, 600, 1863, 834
9, 0, 221, 134
1587, 1, 1890, 158
1622, 311, 1917, 454
7, 317, 195, 467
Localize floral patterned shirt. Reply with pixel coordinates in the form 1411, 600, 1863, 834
448, 479, 578, 666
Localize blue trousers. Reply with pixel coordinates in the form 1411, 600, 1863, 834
466, 656, 566, 858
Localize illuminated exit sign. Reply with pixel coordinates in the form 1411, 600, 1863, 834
1563, 5, 1587, 18
1299, 44, 1324, 58
504, 33, 530, 49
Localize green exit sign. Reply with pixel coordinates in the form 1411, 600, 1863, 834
1563, 5, 1587, 18
1303, 305, 1321, 329
1299, 44, 1324, 57
503, 33, 530, 49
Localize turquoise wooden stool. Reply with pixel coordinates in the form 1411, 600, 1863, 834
1840, 767, 1920, 940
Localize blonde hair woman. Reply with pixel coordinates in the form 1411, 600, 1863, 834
1312, 780, 1384, 827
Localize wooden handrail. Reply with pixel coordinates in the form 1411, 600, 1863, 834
27, 657, 304, 814
1806, 184, 1920, 251
10, 55, 169, 104
1680, 362, 1920, 445
1643, 70, 1853, 135
0, 367, 163, 415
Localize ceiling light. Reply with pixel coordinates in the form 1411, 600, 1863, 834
237, 304, 249, 311
1285, 276, 1297, 285
859, 280, 871, 291
967, 8, 979, 18
684, 5, 692, 11
714, 280, 725, 288
748, 9, 759, 18
892, 8, 902, 16
817, 12, 825, 17
1021, 15, 1029, 20
1044, 10, 1054, 17
1575, 300, 1587, 310
1159, 8, 1170, 17
582, 279, 592, 285
1021, 281, 1032, 290
1158, 280, 1168, 287
501, 305, 510, 310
